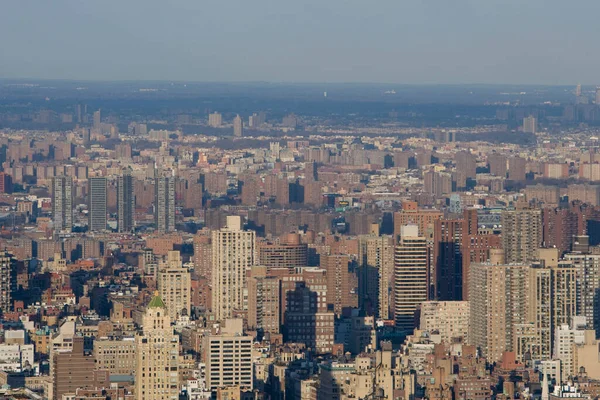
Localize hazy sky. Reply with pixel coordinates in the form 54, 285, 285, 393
1, 0, 598, 84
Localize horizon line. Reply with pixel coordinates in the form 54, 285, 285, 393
0, 77, 589, 88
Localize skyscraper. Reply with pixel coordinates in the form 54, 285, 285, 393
117, 169, 135, 233
154, 174, 175, 233
88, 177, 107, 232
247, 266, 281, 335
233, 114, 243, 137
93, 109, 101, 128
433, 219, 463, 301
135, 293, 179, 400
501, 207, 542, 264
394, 225, 428, 332
211, 216, 256, 321
322, 254, 353, 316
469, 251, 530, 362
564, 252, 600, 333
52, 176, 73, 233
358, 234, 394, 319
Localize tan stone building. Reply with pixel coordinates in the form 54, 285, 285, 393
134, 294, 179, 400
93, 337, 136, 375
158, 251, 191, 322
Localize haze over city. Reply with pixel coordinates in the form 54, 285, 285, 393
2, 0, 600, 84
3, 2, 600, 400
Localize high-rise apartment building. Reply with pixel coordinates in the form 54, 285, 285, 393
158, 251, 191, 322
564, 252, 600, 333
501, 208, 542, 264
0, 251, 16, 312
394, 225, 428, 332
284, 279, 335, 354
322, 254, 353, 316
488, 153, 508, 177
117, 169, 135, 233
88, 177, 107, 232
358, 234, 394, 319
433, 219, 463, 301
554, 317, 587, 382
93, 109, 101, 128
0, 172, 13, 194
192, 233, 212, 279
208, 111, 222, 127
469, 253, 530, 362
551, 261, 578, 340
203, 319, 253, 391
516, 265, 551, 362
233, 114, 243, 137
454, 151, 476, 189
247, 266, 281, 335
154, 175, 175, 233
523, 115, 538, 134
135, 293, 179, 400
52, 176, 73, 233
211, 216, 256, 321
508, 156, 527, 181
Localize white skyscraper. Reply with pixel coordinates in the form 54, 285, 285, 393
394, 225, 428, 332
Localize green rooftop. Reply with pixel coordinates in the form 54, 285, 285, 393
148, 292, 166, 309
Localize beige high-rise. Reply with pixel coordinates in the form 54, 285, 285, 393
135, 294, 179, 400
469, 252, 532, 362
394, 225, 428, 331
211, 216, 257, 321
158, 251, 191, 322
358, 234, 394, 319
501, 208, 542, 264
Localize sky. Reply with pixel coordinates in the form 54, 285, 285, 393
0, 0, 598, 85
